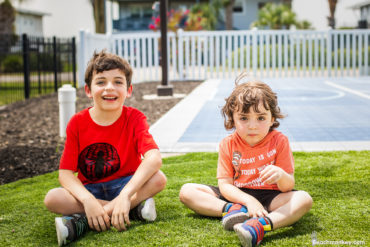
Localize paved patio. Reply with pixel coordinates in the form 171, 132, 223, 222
150, 76, 370, 153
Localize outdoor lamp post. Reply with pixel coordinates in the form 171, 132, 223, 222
157, 0, 173, 96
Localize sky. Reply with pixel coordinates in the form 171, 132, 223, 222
8, 0, 366, 38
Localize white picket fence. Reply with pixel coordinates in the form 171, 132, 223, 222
78, 29, 370, 86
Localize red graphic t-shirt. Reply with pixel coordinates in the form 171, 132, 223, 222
217, 130, 294, 190
59, 106, 158, 184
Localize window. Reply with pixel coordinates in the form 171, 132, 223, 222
233, 0, 243, 13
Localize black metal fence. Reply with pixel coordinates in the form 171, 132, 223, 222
0, 33, 76, 106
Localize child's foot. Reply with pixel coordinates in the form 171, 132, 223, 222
55, 214, 88, 246
233, 218, 265, 247
141, 198, 157, 221
222, 203, 249, 231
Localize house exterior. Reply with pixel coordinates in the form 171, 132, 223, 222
14, 8, 49, 36
350, 0, 370, 28
106, 0, 291, 33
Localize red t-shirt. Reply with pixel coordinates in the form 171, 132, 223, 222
217, 130, 294, 190
59, 106, 158, 184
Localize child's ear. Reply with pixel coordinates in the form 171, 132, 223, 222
84, 84, 93, 98
127, 85, 133, 98
270, 117, 275, 126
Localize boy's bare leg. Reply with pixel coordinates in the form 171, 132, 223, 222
179, 183, 226, 217
44, 170, 167, 216
267, 190, 313, 229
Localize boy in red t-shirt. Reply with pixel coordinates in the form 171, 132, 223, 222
179, 75, 312, 247
44, 51, 166, 246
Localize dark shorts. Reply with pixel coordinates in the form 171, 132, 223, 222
208, 185, 284, 211
84, 176, 133, 201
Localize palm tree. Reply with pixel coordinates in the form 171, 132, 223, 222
251, 3, 310, 30
252, 3, 295, 29
327, 0, 338, 29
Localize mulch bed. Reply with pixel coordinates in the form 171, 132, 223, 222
0, 81, 201, 185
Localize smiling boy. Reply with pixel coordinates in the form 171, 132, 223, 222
179, 76, 312, 247
44, 51, 166, 246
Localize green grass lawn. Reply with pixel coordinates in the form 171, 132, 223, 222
0, 151, 369, 246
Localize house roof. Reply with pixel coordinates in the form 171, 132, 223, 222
15, 7, 50, 17
350, 0, 370, 9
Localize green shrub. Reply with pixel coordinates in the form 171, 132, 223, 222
1, 54, 23, 73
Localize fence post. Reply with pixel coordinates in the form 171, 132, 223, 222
177, 29, 184, 80
22, 33, 30, 99
53, 36, 58, 91
72, 37, 77, 88
326, 29, 332, 77
252, 27, 258, 77
78, 30, 87, 88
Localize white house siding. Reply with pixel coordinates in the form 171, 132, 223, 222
293, 0, 367, 30
11, 0, 94, 38
15, 11, 44, 36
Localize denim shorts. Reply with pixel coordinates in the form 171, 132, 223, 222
84, 176, 133, 201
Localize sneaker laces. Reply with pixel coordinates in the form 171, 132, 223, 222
73, 215, 88, 238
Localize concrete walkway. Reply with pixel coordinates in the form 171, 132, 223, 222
150, 77, 370, 153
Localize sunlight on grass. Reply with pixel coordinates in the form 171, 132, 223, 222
0, 151, 369, 246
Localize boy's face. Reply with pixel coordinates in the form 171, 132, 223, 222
85, 69, 132, 113
233, 102, 274, 147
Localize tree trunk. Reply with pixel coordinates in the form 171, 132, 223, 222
327, 0, 337, 29
225, 0, 235, 30
0, 0, 15, 34
93, 0, 106, 33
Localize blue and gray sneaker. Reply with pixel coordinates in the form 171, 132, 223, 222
222, 203, 249, 231
55, 214, 88, 246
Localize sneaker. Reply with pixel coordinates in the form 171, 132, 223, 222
141, 198, 157, 221
233, 218, 265, 247
55, 214, 88, 246
222, 203, 249, 231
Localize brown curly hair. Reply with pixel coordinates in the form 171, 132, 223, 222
221, 75, 284, 131
84, 50, 133, 89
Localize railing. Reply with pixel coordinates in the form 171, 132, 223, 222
78, 29, 370, 86
0, 33, 76, 105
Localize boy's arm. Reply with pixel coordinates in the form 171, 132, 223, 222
218, 178, 268, 218
109, 149, 162, 231
259, 165, 295, 192
59, 169, 111, 231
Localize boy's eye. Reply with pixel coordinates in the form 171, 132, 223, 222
96, 81, 105, 85
115, 80, 124, 85
240, 117, 247, 121
258, 116, 265, 121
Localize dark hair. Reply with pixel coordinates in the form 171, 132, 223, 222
222, 74, 284, 131
84, 50, 133, 89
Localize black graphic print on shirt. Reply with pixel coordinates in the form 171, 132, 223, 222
78, 143, 120, 181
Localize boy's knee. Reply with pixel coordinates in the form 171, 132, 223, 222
297, 191, 313, 212
44, 188, 61, 210
153, 170, 167, 190
179, 183, 196, 203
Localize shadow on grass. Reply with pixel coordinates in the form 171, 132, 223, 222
186, 212, 221, 222
263, 212, 321, 244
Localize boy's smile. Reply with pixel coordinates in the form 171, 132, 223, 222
233, 103, 274, 147
85, 69, 132, 124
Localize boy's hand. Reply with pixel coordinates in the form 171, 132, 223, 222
260, 165, 284, 185
245, 198, 268, 218
111, 193, 131, 231
83, 197, 111, 232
